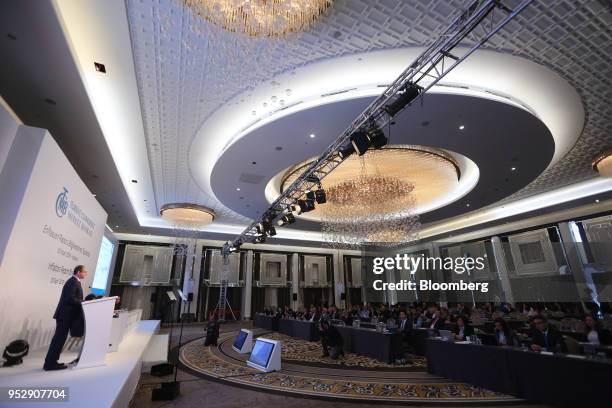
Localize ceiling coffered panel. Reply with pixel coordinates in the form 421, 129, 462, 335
125, 0, 611, 232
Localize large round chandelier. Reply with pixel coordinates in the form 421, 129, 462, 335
160, 203, 215, 257
185, 0, 332, 37
278, 146, 463, 246
160, 203, 215, 227
281, 145, 461, 221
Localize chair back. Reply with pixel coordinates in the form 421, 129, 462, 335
563, 335, 580, 354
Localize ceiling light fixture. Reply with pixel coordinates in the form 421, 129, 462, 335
160, 203, 215, 227
592, 148, 612, 178
236, 187, 241, 191
309, 133, 316, 138
459, 125, 465, 130
511, 167, 517, 171
94, 62, 106, 73
185, 0, 332, 37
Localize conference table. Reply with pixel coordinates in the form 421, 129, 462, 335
253, 316, 402, 363
278, 318, 320, 341
335, 326, 403, 363
426, 338, 612, 407
408, 328, 433, 355
253, 314, 278, 331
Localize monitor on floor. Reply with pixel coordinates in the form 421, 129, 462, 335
232, 329, 253, 353
247, 338, 281, 372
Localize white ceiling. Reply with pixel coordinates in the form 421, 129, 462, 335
122, 0, 611, 231
3, 0, 611, 240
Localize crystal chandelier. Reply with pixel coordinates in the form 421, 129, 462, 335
185, 0, 332, 37
160, 203, 215, 256
318, 151, 421, 248
320, 174, 421, 248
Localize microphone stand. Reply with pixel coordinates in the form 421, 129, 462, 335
152, 292, 181, 400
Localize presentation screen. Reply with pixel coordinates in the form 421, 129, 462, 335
91, 235, 114, 295
233, 330, 248, 350
248, 339, 274, 368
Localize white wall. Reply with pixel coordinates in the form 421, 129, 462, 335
0, 97, 20, 176
0, 127, 107, 351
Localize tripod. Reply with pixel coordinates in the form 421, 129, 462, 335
213, 280, 237, 322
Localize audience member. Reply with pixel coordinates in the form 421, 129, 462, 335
530, 315, 566, 352
493, 317, 520, 346
584, 314, 612, 345
204, 312, 219, 346
453, 315, 474, 341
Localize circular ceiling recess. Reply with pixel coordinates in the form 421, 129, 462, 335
277, 145, 475, 221
210, 92, 554, 227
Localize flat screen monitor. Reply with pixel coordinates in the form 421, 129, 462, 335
249, 339, 275, 368
91, 236, 115, 295
233, 330, 248, 350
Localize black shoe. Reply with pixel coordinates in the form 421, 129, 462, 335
43, 363, 67, 371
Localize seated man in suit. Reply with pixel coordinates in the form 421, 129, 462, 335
307, 305, 320, 322
530, 315, 566, 352
428, 308, 445, 334
453, 315, 474, 341
44, 265, 87, 371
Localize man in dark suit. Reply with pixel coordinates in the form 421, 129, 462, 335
530, 315, 566, 353
397, 310, 412, 341
43, 265, 87, 370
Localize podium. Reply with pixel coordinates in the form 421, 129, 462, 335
74, 296, 117, 369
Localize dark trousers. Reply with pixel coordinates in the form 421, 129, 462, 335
44, 319, 71, 366
321, 336, 343, 359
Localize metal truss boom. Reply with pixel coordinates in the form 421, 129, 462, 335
231, 0, 533, 247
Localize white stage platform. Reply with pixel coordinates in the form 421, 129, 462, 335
0, 320, 160, 408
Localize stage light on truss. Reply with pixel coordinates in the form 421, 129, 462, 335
367, 126, 387, 149
383, 82, 423, 117
277, 212, 296, 226
292, 199, 315, 215
254, 235, 266, 244
314, 189, 326, 204
350, 130, 370, 156
338, 143, 355, 159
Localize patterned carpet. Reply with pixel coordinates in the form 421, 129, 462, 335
178, 329, 523, 404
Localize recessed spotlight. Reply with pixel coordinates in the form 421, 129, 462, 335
466, 203, 470, 207
459, 125, 465, 130
94, 62, 106, 73
236, 187, 241, 191
309, 133, 316, 138
595, 199, 600, 203
115, 225, 119, 228
511, 167, 517, 171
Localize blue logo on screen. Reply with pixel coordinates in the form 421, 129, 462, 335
56, 187, 69, 217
